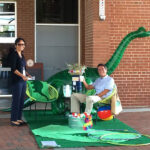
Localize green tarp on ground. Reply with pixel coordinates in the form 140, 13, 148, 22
24, 110, 150, 148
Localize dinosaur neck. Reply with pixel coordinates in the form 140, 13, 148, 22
105, 27, 150, 75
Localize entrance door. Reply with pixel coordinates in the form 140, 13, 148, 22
36, 0, 78, 80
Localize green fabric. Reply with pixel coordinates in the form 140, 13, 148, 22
44, 27, 150, 114
22, 27, 150, 113
24, 110, 150, 148
3, 27, 150, 113
105, 27, 150, 75
26, 80, 58, 103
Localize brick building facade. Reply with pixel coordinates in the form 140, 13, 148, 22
0, 0, 150, 107
81, 0, 150, 107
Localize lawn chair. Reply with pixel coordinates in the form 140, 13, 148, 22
86, 85, 119, 124
26, 80, 58, 111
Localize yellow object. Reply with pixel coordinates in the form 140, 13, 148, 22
102, 115, 113, 121
72, 76, 79, 81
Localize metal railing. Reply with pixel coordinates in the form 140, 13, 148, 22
0, 67, 12, 97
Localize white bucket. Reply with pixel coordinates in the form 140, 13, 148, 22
63, 85, 72, 97
68, 115, 84, 129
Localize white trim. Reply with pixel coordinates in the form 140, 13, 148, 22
78, 0, 80, 65
36, 23, 78, 26
123, 108, 150, 112
15, 1, 17, 41
0, 1, 14, 3
0, 37, 15, 43
0, 1, 17, 43
35, 0, 80, 63
34, 0, 36, 62
0, 95, 12, 98
0, 12, 14, 14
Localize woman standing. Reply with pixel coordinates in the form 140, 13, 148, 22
10, 38, 31, 126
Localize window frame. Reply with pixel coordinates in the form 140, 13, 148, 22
0, 1, 17, 43
36, 0, 78, 24
35, 0, 80, 64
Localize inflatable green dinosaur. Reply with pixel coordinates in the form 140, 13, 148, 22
3, 27, 150, 113
45, 27, 150, 114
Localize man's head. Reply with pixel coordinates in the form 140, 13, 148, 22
97, 64, 107, 77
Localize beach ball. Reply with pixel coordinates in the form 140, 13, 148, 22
98, 105, 111, 111
97, 106, 112, 119
102, 115, 113, 121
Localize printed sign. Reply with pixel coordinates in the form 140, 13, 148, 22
99, 0, 106, 20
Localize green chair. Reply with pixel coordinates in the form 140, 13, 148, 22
26, 80, 58, 111
86, 85, 117, 124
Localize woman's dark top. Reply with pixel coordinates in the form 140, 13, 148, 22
10, 51, 26, 84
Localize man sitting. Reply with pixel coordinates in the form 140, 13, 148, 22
71, 63, 115, 116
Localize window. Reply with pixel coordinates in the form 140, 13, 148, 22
0, 2, 16, 43
36, 0, 78, 24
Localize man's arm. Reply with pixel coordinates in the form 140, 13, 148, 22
83, 79, 94, 90
96, 89, 110, 98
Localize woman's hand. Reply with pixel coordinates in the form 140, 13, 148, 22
22, 75, 28, 81
14, 70, 28, 81
27, 74, 32, 78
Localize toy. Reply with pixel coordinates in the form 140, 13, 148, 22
102, 115, 113, 121
70, 112, 93, 130
97, 106, 112, 120
83, 113, 93, 130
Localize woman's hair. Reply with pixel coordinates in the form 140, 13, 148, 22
15, 37, 26, 45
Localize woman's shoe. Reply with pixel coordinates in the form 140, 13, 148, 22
11, 121, 21, 126
17, 120, 27, 125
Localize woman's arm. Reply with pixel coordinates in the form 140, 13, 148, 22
14, 70, 28, 81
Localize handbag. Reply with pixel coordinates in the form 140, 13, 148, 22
111, 93, 123, 115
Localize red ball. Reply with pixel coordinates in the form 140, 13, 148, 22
98, 110, 112, 119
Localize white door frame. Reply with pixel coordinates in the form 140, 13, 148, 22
34, 0, 81, 64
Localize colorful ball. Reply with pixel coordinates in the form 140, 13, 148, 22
97, 105, 112, 120
102, 115, 113, 121
98, 105, 111, 111
98, 109, 112, 119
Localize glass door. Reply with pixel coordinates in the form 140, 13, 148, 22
36, 0, 79, 80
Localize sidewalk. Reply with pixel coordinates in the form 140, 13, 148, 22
0, 108, 150, 150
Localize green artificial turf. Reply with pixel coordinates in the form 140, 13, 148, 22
24, 110, 150, 148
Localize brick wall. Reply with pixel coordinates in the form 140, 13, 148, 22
17, 0, 34, 61
80, 0, 85, 64
84, 0, 94, 66
83, 0, 150, 107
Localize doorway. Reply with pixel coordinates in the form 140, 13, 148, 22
36, 0, 79, 80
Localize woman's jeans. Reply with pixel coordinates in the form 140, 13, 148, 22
11, 80, 26, 121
